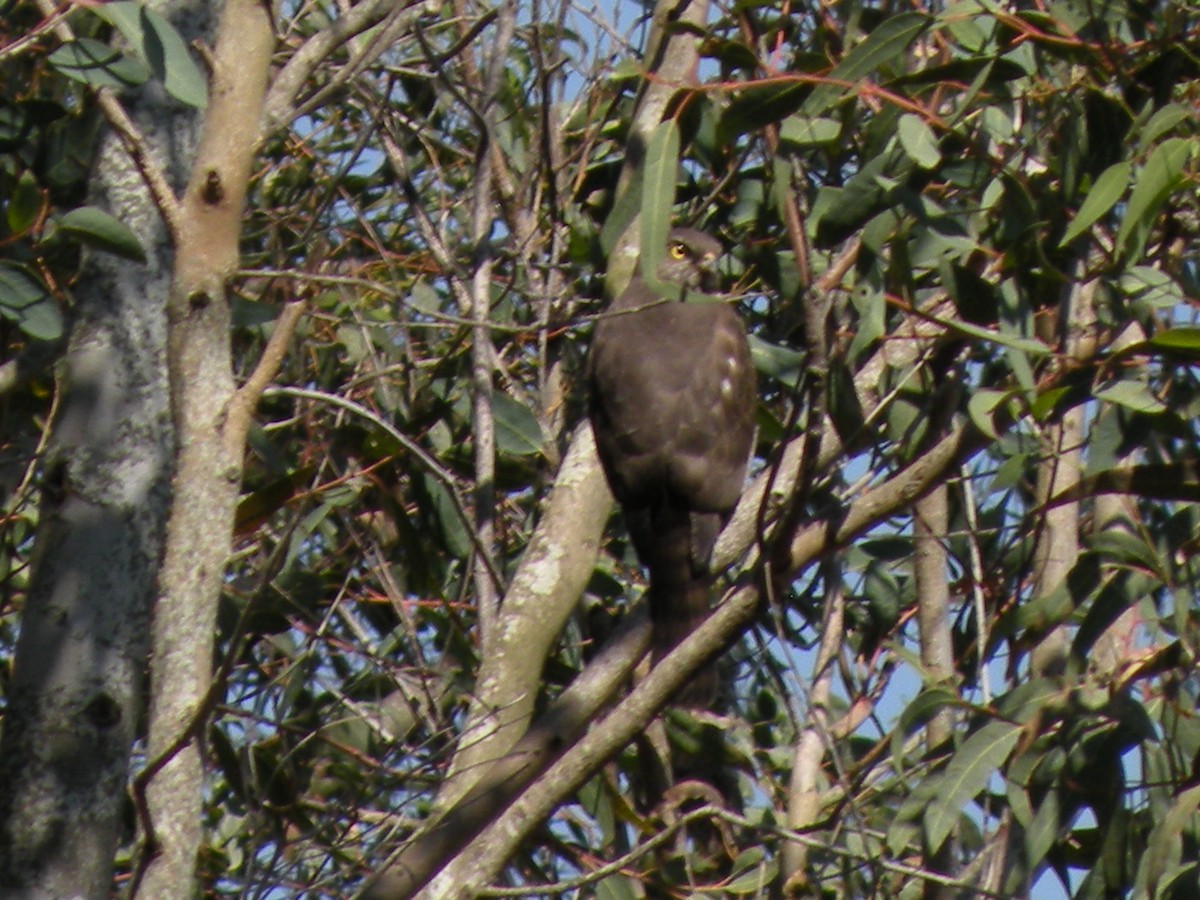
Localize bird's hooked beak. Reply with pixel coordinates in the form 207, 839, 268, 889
697, 252, 721, 293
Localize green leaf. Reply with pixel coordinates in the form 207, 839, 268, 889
407, 280, 443, 315
899, 685, 963, 736
1116, 137, 1193, 263
1030, 385, 1072, 421
1138, 783, 1200, 895
897, 114, 940, 169
778, 115, 841, 147
887, 774, 943, 856
923, 719, 1021, 853
940, 316, 1051, 356
1147, 327, 1200, 354
725, 854, 778, 893
1024, 786, 1061, 870
719, 82, 812, 144
0, 263, 62, 341
1120, 266, 1184, 311
638, 118, 680, 284
422, 473, 470, 559
748, 334, 805, 382
48, 38, 149, 89
967, 389, 1009, 440
804, 13, 930, 116
139, 6, 208, 107
492, 392, 545, 458
1073, 570, 1157, 660
1059, 160, 1129, 247
993, 678, 1070, 723
1093, 380, 1167, 414
7, 170, 40, 234
96, 3, 208, 108
58, 206, 146, 261
594, 873, 640, 900
1138, 103, 1191, 155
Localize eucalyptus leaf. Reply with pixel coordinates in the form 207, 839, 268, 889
897, 114, 940, 169
923, 719, 1022, 853
7, 170, 40, 234
1093, 380, 1167, 414
1059, 160, 1129, 247
1116, 137, 1193, 263
492, 392, 546, 458
804, 13, 930, 116
639, 118, 680, 284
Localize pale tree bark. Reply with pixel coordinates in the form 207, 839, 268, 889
132, 1, 277, 893
466, 1, 516, 650
781, 573, 845, 893
1029, 266, 1097, 678
0, 2, 208, 895
915, 488, 954, 741
914, 486, 957, 898
128, 3, 429, 891
1087, 320, 1147, 680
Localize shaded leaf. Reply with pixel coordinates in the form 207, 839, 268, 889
96, 2, 208, 107
492, 392, 546, 458
748, 334, 804, 382
804, 13, 930, 115
899, 685, 964, 736
1137, 783, 1200, 896
719, 82, 812, 145
58, 206, 146, 261
967, 389, 1009, 440
421, 473, 470, 559
923, 719, 1022, 852
48, 38, 149, 89
0, 263, 62, 341
1059, 160, 1129, 246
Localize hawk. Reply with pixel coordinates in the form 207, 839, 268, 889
587, 227, 756, 704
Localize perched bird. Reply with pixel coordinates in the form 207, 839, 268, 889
587, 226, 755, 704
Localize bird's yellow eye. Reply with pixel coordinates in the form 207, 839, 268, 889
667, 242, 688, 260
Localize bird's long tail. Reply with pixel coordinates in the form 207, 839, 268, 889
649, 576, 716, 706
638, 504, 720, 706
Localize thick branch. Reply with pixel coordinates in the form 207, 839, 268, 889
360, 612, 652, 899
418, 418, 988, 897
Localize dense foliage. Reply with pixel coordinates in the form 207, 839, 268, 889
2, 0, 1200, 896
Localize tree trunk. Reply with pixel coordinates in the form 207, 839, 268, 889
0, 2, 208, 894
134, 1, 275, 893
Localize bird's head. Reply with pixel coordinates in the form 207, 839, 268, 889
659, 227, 723, 292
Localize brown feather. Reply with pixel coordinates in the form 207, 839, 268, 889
587, 228, 755, 706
